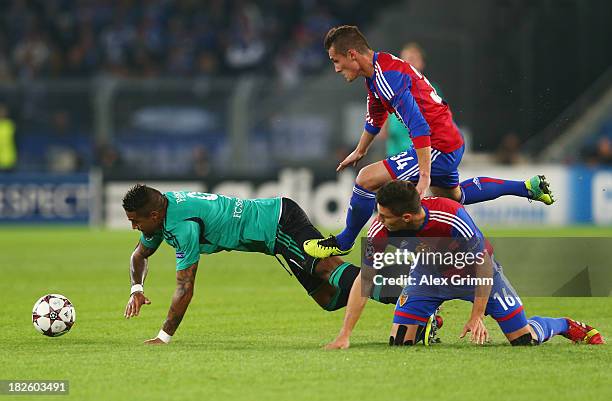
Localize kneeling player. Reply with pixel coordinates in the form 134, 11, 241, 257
326, 180, 604, 349
121, 184, 396, 344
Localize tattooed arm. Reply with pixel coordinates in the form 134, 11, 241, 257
124, 242, 157, 318
144, 263, 198, 345
163, 263, 198, 335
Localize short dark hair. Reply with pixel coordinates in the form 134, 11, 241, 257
324, 25, 371, 54
376, 180, 421, 216
122, 184, 164, 215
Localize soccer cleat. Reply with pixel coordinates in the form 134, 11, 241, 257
303, 235, 354, 258
561, 318, 605, 344
525, 175, 555, 205
423, 309, 443, 346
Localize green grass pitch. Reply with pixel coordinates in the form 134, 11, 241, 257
1, 226, 610, 401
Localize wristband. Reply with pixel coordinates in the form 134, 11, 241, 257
130, 284, 144, 295
157, 329, 172, 343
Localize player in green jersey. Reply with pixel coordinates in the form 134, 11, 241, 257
121, 184, 395, 344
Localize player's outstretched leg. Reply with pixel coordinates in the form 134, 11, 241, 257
303, 184, 375, 257
459, 175, 554, 205
304, 162, 391, 258
303, 184, 375, 258
524, 175, 555, 204
528, 316, 605, 345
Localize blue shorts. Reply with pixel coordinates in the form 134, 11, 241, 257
393, 262, 528, 334
383, 145, 465, 188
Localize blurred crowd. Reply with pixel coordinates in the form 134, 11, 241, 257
0, 0, 386, 175
581, 136, 612, 167
1, 0, 610, 175
0, 0, 376, 86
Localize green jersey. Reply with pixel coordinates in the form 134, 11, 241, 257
140, 191, 282, 270
386, 114, 413, 157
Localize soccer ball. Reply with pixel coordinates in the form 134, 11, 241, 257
32, 294, 76, 337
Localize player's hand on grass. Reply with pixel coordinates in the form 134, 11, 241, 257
337, 149, 366, 171
144, 337, 167, 345
460, 316, 489, 345
124, 292, 151, 318
324, 335, 350, 350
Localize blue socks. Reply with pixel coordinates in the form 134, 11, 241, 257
460, 177, 529, 205
528, 316, 569, 344
336, 184, 376, 250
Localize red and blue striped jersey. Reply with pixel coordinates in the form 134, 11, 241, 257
367, 197, 492, 254
364, 52, 464, 152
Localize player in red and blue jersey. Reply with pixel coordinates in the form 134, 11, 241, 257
305, 25, 554, 259
325, 180, 603, 349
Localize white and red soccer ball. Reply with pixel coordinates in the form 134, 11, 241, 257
32, 294, 76, 337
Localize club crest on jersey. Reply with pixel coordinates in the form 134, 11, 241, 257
176, 252, 185, 259
399, 294, 408, 307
